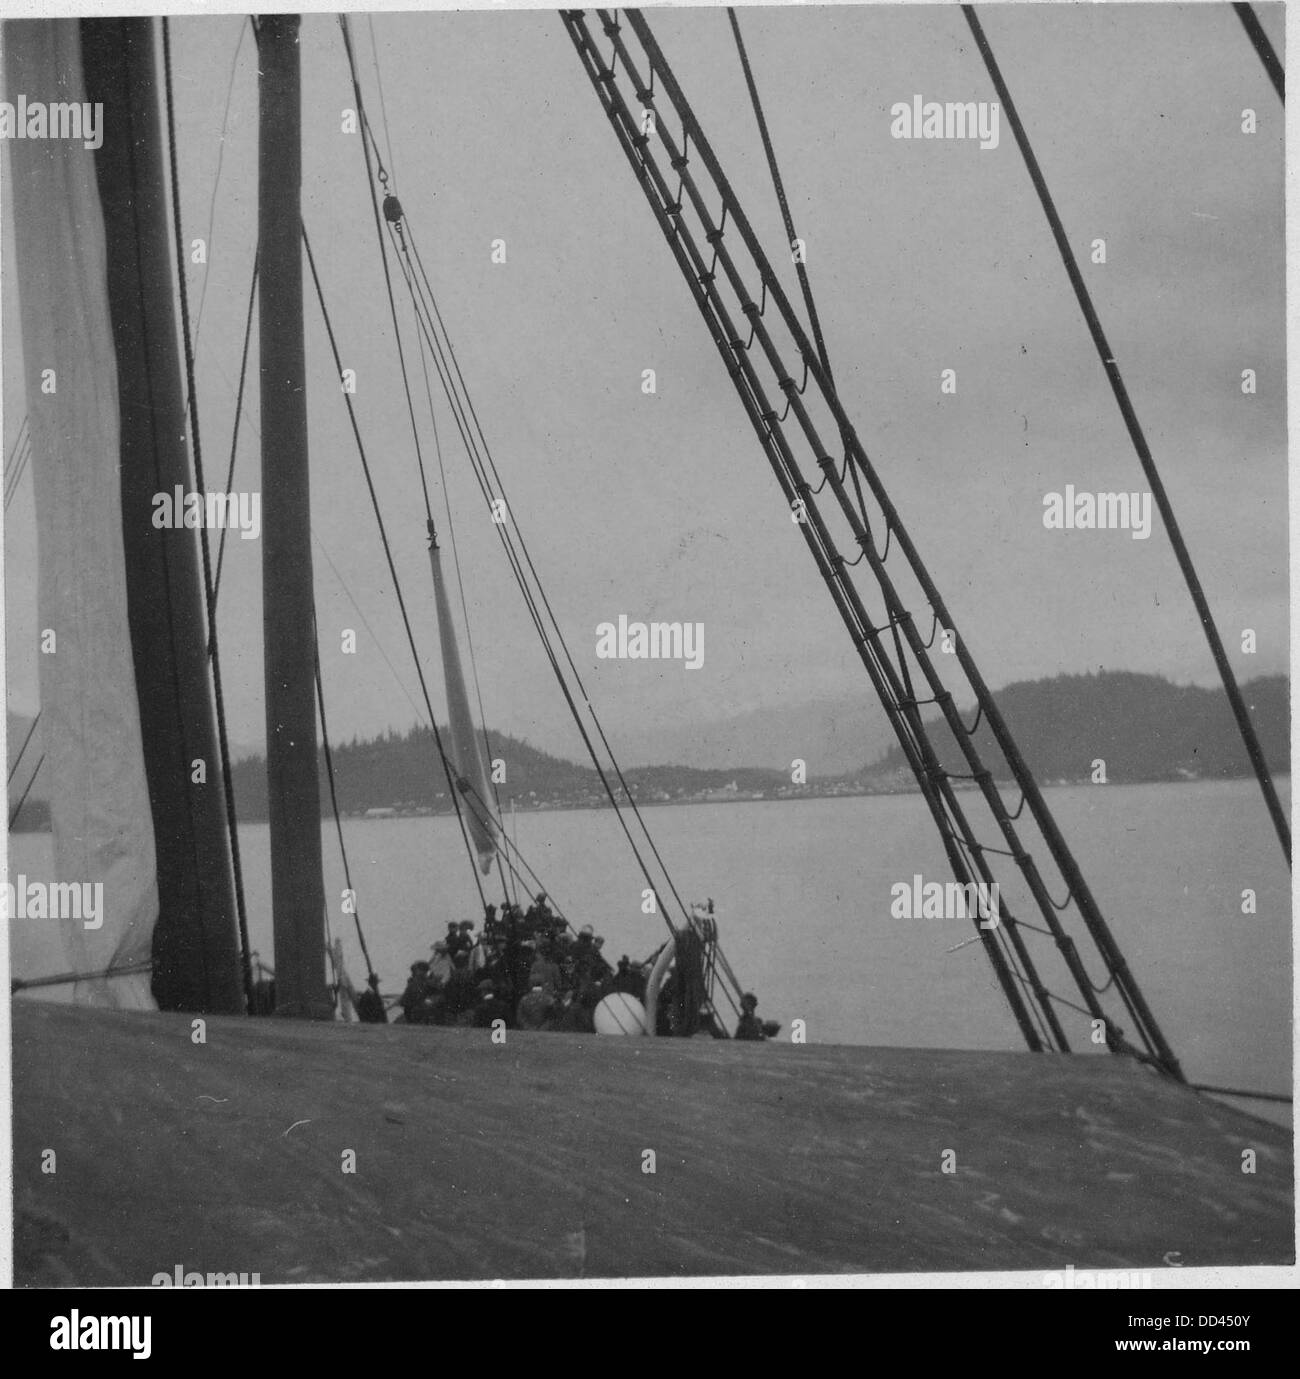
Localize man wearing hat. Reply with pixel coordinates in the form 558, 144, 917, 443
734, 992, 767, 1041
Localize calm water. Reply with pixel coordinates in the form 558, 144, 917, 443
11, 780, 1292, 1109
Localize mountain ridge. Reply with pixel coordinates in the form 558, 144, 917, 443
7, 670, 1289, 828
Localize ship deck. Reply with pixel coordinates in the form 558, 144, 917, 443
11, 1000, 1293, 1283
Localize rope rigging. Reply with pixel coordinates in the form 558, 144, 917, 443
564, 6, 1198, 1072
300, 220, 489, 917
4, 414, 29, 473
162, 17, 255, 1012
191, 15, 252, 362
571, 7, 1053, 1050
214, 249, 258, 603
305, 218, 592, 947
7, 710, 41, 785
336, 17, 539, 929
336, 25, 565, 927
4, 416, 31, 507
962, 3, 1290, 871
396, 207, 745, 1023
319, 510, 586, 941
317, 512, 570, 932
410, 289, 517, 911
323, 517, 587, 934
336, 15, 434, 527
196, 275, 524, 949
1232, 3, 1284, 101
392, 221, 690, 927
194, 250, 530, 962
393, 205, 730, 989
312, 607, 378, 987
8, 752, 45, 830
337, 20, 744, 1023
619, 14, 1102, 1052
727, 11, 835, 398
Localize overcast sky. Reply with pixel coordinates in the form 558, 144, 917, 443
2, 2, 1287, 765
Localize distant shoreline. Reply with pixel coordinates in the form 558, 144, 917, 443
8, 771, 1289, 834
337, 770, 1293, 823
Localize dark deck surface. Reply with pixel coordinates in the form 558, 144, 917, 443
12, 1000, 1293, 1283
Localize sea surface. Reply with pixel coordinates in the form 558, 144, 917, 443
10, 779, 1293, 1118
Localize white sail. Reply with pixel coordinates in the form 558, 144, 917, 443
4, 19, 158, 1008
427, 534, 498, 874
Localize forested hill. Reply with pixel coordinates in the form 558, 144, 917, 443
863, 672, 1289, 784
225, 724, 787, 821
9, 671, 1289, 830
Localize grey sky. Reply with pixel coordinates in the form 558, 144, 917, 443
2, 3, 1287, 765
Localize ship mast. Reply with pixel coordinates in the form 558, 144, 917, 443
257, 13, 332, 1019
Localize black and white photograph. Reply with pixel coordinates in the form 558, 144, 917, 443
1, 0, 1293, 1302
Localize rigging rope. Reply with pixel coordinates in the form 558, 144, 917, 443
314, 532, 427, 725
570, 7, 1181, 1055
162, 17, 255, 1012
1191, 1081, 1291, 1105
726, 8, 878, 546
324, 527, 566, 934
312, 606, 378, 985
4, 435, 31, 508
340, 28, 708, 962
4, 414, 28, 472
616, 5, 1200, 1073
962, 3, 1290, 871
214, 248, 258, 603
1233, 3, 1284, 101
339, 24, 549, 921
7, 710, 40, 785
316, 506, 574, 933
727, 9, 832, 381
399, 217, 701, 935
366, 13, 399, 174
411, 312, 516, 909
198, 339, 441, 783
4, 416, 30, 505
12, 959, 153, 992
190, 257, 508, 977
337, 14, 434, 525
301, 219, 488, 915
392, 221, 700, 939
339, 16, 532, 925
192, 15, 252, 360
8, 752, 44, 830
338, 15, 567, 924
622, 14, 1046, 1031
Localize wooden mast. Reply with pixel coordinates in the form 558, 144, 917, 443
256, 14, 332, 1019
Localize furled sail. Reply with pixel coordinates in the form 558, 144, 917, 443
427, 526, 498, 873
4, 19, 157, 1008
6, 17, 245, 1014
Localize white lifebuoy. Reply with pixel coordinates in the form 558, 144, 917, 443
593, 992, 648, 1036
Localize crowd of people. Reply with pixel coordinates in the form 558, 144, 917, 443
396, 894, 651, 1034
385, 893, 777, 1040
